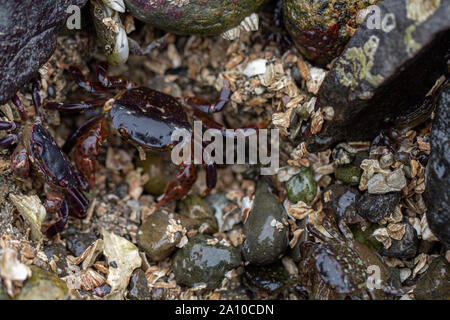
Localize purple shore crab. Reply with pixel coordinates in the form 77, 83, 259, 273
0, 81, 90, 237
300, 212, 411, 299
45, 62, 257, 208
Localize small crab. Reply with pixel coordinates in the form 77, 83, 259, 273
0, 81, 90, 237
300, 212, 410, 299
45, 62, 257, 208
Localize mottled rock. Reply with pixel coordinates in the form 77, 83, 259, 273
15, 266, 69, 300
334, 165, 362, 186
172, 234, 241, 289
64, 230, 98, 257
285, 166, 317, 203
425, 82, 450, 249
177, 194, 218, 234
356, 192, 400, 223
0, 0, 87, 104
382, 220, 418, 259
137, 209, 191, 262
283, 0, 377, 66
324, 184, 361, 224
244, 263, 290, 293
242, 181, 288, 265
125, 0, 265, 35
126, 269, 151, 300
414, 256, 450, 300
308, 0, 450, 151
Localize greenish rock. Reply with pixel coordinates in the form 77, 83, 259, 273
137, 151, 173, 196
15, 266, 69, 300
177, 194, 218, 234
125, 0, 266, 35
334, 165, 362, 186
242, 181, 288, 265
137, 209, 192, 262
127, 269, 151, 300
244, 263, 290, 293
351, 224, 382, 254
285, 166, 317, 203
414, 257, 450, 300
283, 0, 377, 66
172, 234, 241, 289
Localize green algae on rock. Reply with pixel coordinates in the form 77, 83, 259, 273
334, 164, 362, 186
15, 266, 69, 300
177, 194, 218, 234
124, 0, 266, 35
285, 166, 317, 203
282, 0, 377, 66
242, 181, 289, 265
172, 234, 241, 289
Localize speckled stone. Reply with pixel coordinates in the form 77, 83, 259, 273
15, 266, 69, 300
285, 166, 317, 204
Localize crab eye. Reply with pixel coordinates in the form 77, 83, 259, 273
118, 128, 127, 137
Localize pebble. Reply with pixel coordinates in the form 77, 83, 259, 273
414, 256, 450, 300
15, 266, 69, 300
64, 230, 98, 257
242, 181, 288, 265
177, 194, 218, 234
334, 165, 362, 186
126, 269, 151, 300
172, 234, 241, 289
382, 221, 419, 259
356, 192, 400, 223
325, 184, 361, 224
285, 166, 317, 204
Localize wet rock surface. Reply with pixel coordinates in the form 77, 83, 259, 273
0, 0, 87, 104
125, 0, 265, 35
356, 192, 400, 223
309, 0, 450, 150
425, 82, 450, 249
324, 184, 361, 224
244, 262, 291, 293
136, 209, 187, 262
15, 266, 68, 300
172, 234, 241, 289
414, 256, 450, 300
283, 0, 376, 66
284, 166, 317, 203
126, 269, 151, 300
334, 165, 362, 186
242, 181, 288, 265
382, 220, 419, 259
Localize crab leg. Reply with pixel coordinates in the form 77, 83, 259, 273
66, 188, 89, 218
10, 94, 28, 121
45, 200, 69, 238
201, 164, 217, 197
0, 121, 16, 131
69, 66, 116, 94
156, 162, 197, 208
45, 99, 107, 113
95, 62, 136, 89
0, 135, 18, 147
31, 79, 42, 120
184, 81, 231, 114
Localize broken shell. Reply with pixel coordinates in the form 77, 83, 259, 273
221, 26, 241, 40
240, 13, 259, 32
9, 194, 46, 242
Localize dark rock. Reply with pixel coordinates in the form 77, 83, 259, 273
414, 256, 450, 300
15, 266, 69, 300
382, 220, 419, 259
127, 269, 151, 300
334, 165, 362, 186
284, 166, 317, 203
308, 0, 450, 151
0, 0, 87, 104
137, 209, 193, 262
324, 184, 361, 224
44, 243, 69, 277
242, 180, 288, 265
177, 194, 218, 234
125, 0, 266, 35
283, 0, 376, 66
172, 234, 241, 289
244, 263, 290, 293
425, 82, 450, 249
64, 230, 98, 257
356, 192, 400, 223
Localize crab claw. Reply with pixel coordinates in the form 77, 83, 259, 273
66, 187, 90, 219
45, 200, 69, 238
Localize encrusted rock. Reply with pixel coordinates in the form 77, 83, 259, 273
356, 192, 400, 223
